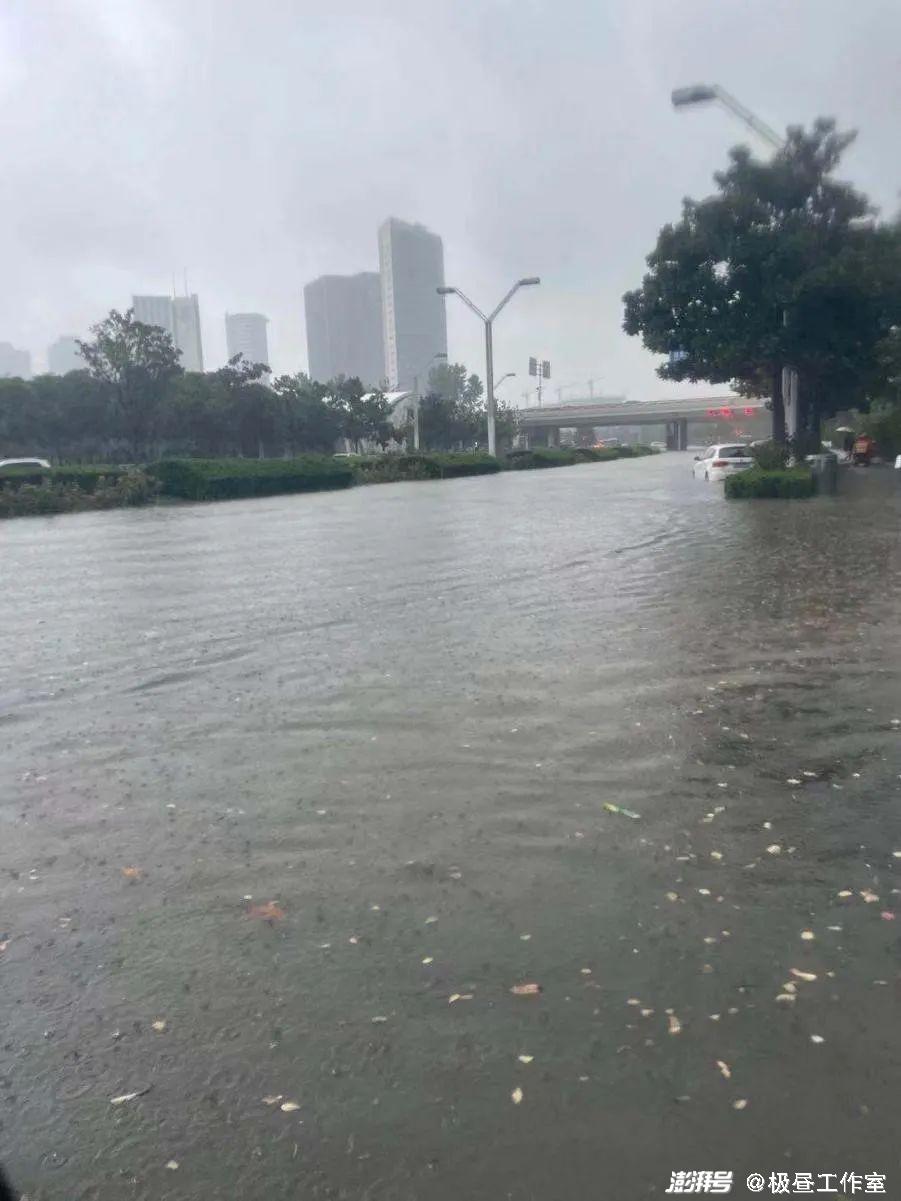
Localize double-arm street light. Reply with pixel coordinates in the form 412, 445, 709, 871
437, 278, 540, 456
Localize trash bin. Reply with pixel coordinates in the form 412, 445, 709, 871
809, 453, 838, 495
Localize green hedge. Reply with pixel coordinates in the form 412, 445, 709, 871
0, 471, 156, 518
725, 466, 816, 499
149, 456, 354, 501
502, 445, 653, 470
0, 464, 126, 492
350, 452, 501, 484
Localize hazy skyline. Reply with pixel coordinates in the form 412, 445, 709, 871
3, 0, 899, 398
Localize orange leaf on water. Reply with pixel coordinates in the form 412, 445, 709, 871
120, 866, 144, 880
248, 901, 285, 921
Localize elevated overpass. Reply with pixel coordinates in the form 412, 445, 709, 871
515, 396, 769, 450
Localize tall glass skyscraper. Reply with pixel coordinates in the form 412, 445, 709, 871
378, 218, 447, 391
303, 273, 383, 387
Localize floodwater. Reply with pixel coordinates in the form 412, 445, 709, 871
2, 455, 901, 1201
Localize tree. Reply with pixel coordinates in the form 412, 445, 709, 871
272, 373, 342, 453
208, 355, 279, 457
420, 363, 487, 450
78, 309, 183, 458
328, 376, 392, 451
623, 119, 901, 445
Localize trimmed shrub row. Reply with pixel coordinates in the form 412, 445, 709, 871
0, 464, 126, 492
725, 466, 816, 499
502, 444, 655, 470
0, 471, 157, 518
350, 452, 501, 484
149, 456, 355, 501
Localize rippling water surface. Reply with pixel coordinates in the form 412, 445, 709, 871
2, 455, 901, 1199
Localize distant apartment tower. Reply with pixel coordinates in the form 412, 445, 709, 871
378, 218, 447, 390
225, 312, 270, 372
47, 336, 82, 375
132, 294, 204, 372
0, 342, 32, 379
303, 273, 383, 386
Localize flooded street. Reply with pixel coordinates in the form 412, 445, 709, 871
2, 454, 901, 1200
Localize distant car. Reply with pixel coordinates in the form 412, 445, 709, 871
650, 440, 667, 451
692, 444, 754, 481
0, 457, 50, 470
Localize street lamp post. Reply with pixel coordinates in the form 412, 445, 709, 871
494, 371, 516, 391
411, 352, 447, 451
670, 84, 796, 442
437, 279, 540, 456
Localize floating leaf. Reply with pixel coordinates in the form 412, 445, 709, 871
248, 901, 285, 921
280, 1100, 300, 1112
510, 983, 542, 997
715, 1060, 731, 1079
732, 1098, 748, 1110
511, 1087, 523, 1105
790, 968, 817, 982
151, 1020, 167, 1033
517, 1054, 534, 1064
120, 866, 143, 881
421, 957, 434, 965
165, 1160, 179, 1170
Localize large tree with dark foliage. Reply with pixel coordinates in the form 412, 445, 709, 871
623, 119, 901, 444
78, 309, 183, 458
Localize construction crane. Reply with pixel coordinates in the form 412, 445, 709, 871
671, 84, 785, 151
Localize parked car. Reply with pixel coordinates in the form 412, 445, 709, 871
0, 457, 50, 471
692, 444, 754, 482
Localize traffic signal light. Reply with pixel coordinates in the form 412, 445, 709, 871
528, 357, 537, 377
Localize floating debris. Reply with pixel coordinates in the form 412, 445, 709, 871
348, 936, 359, 945
668, 1014, 682, 1035
120, 866, 143, 881
580, 968, 592, 975
766, 844, 782, 855
710, 851, 723, 861
800, 930, 816, 941
519, 934, 532, 941
262, 1095, 283, 1105
786, 778, 801, 786
511, 983, 542, 997
422, 957, 434, 965
603, 802, 641, 820
709, 1014, 721, 1021
110, 1086, 151, 1105
732, 1099, 748, 1111
640, 1008, 655, 1017
837, 890, 853, 899
371, 1016, 388, 1024
790, 968, 818, 982
881, 911, 895, 921
247, 901, 285, 922
165, 1160, 179, 1171
698, 888, 711, 897
448, 993, 474, 1004
810, 1034, 825, 1044
425, 916, 438, 925
280, 1101, 300, 1113
517, 1055, 534, 1065
626, 998, 641, 1006
775, 994, 796, 1004
893, 851, 901, 859
665, 892, 679, 902
511, 1087, 523, 1105
151, 1020, 167, 1033
860, 890, 880, 904
715, 1060, 731, 1080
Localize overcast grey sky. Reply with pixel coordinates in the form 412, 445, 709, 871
3, 0, 900, 398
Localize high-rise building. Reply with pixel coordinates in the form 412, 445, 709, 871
47, 336, 82, 375
132, 294, 204, 372
303, 272, 383, 386
171, 295, 203, 372
378, 218, 447, 390
0, 342, 32, 379
225, 312, 270, 372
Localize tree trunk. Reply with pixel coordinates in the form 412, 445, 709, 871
771, 367, 785, 443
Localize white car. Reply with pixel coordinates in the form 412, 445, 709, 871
692, 444, 754, 481
0, 457, 50, 470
